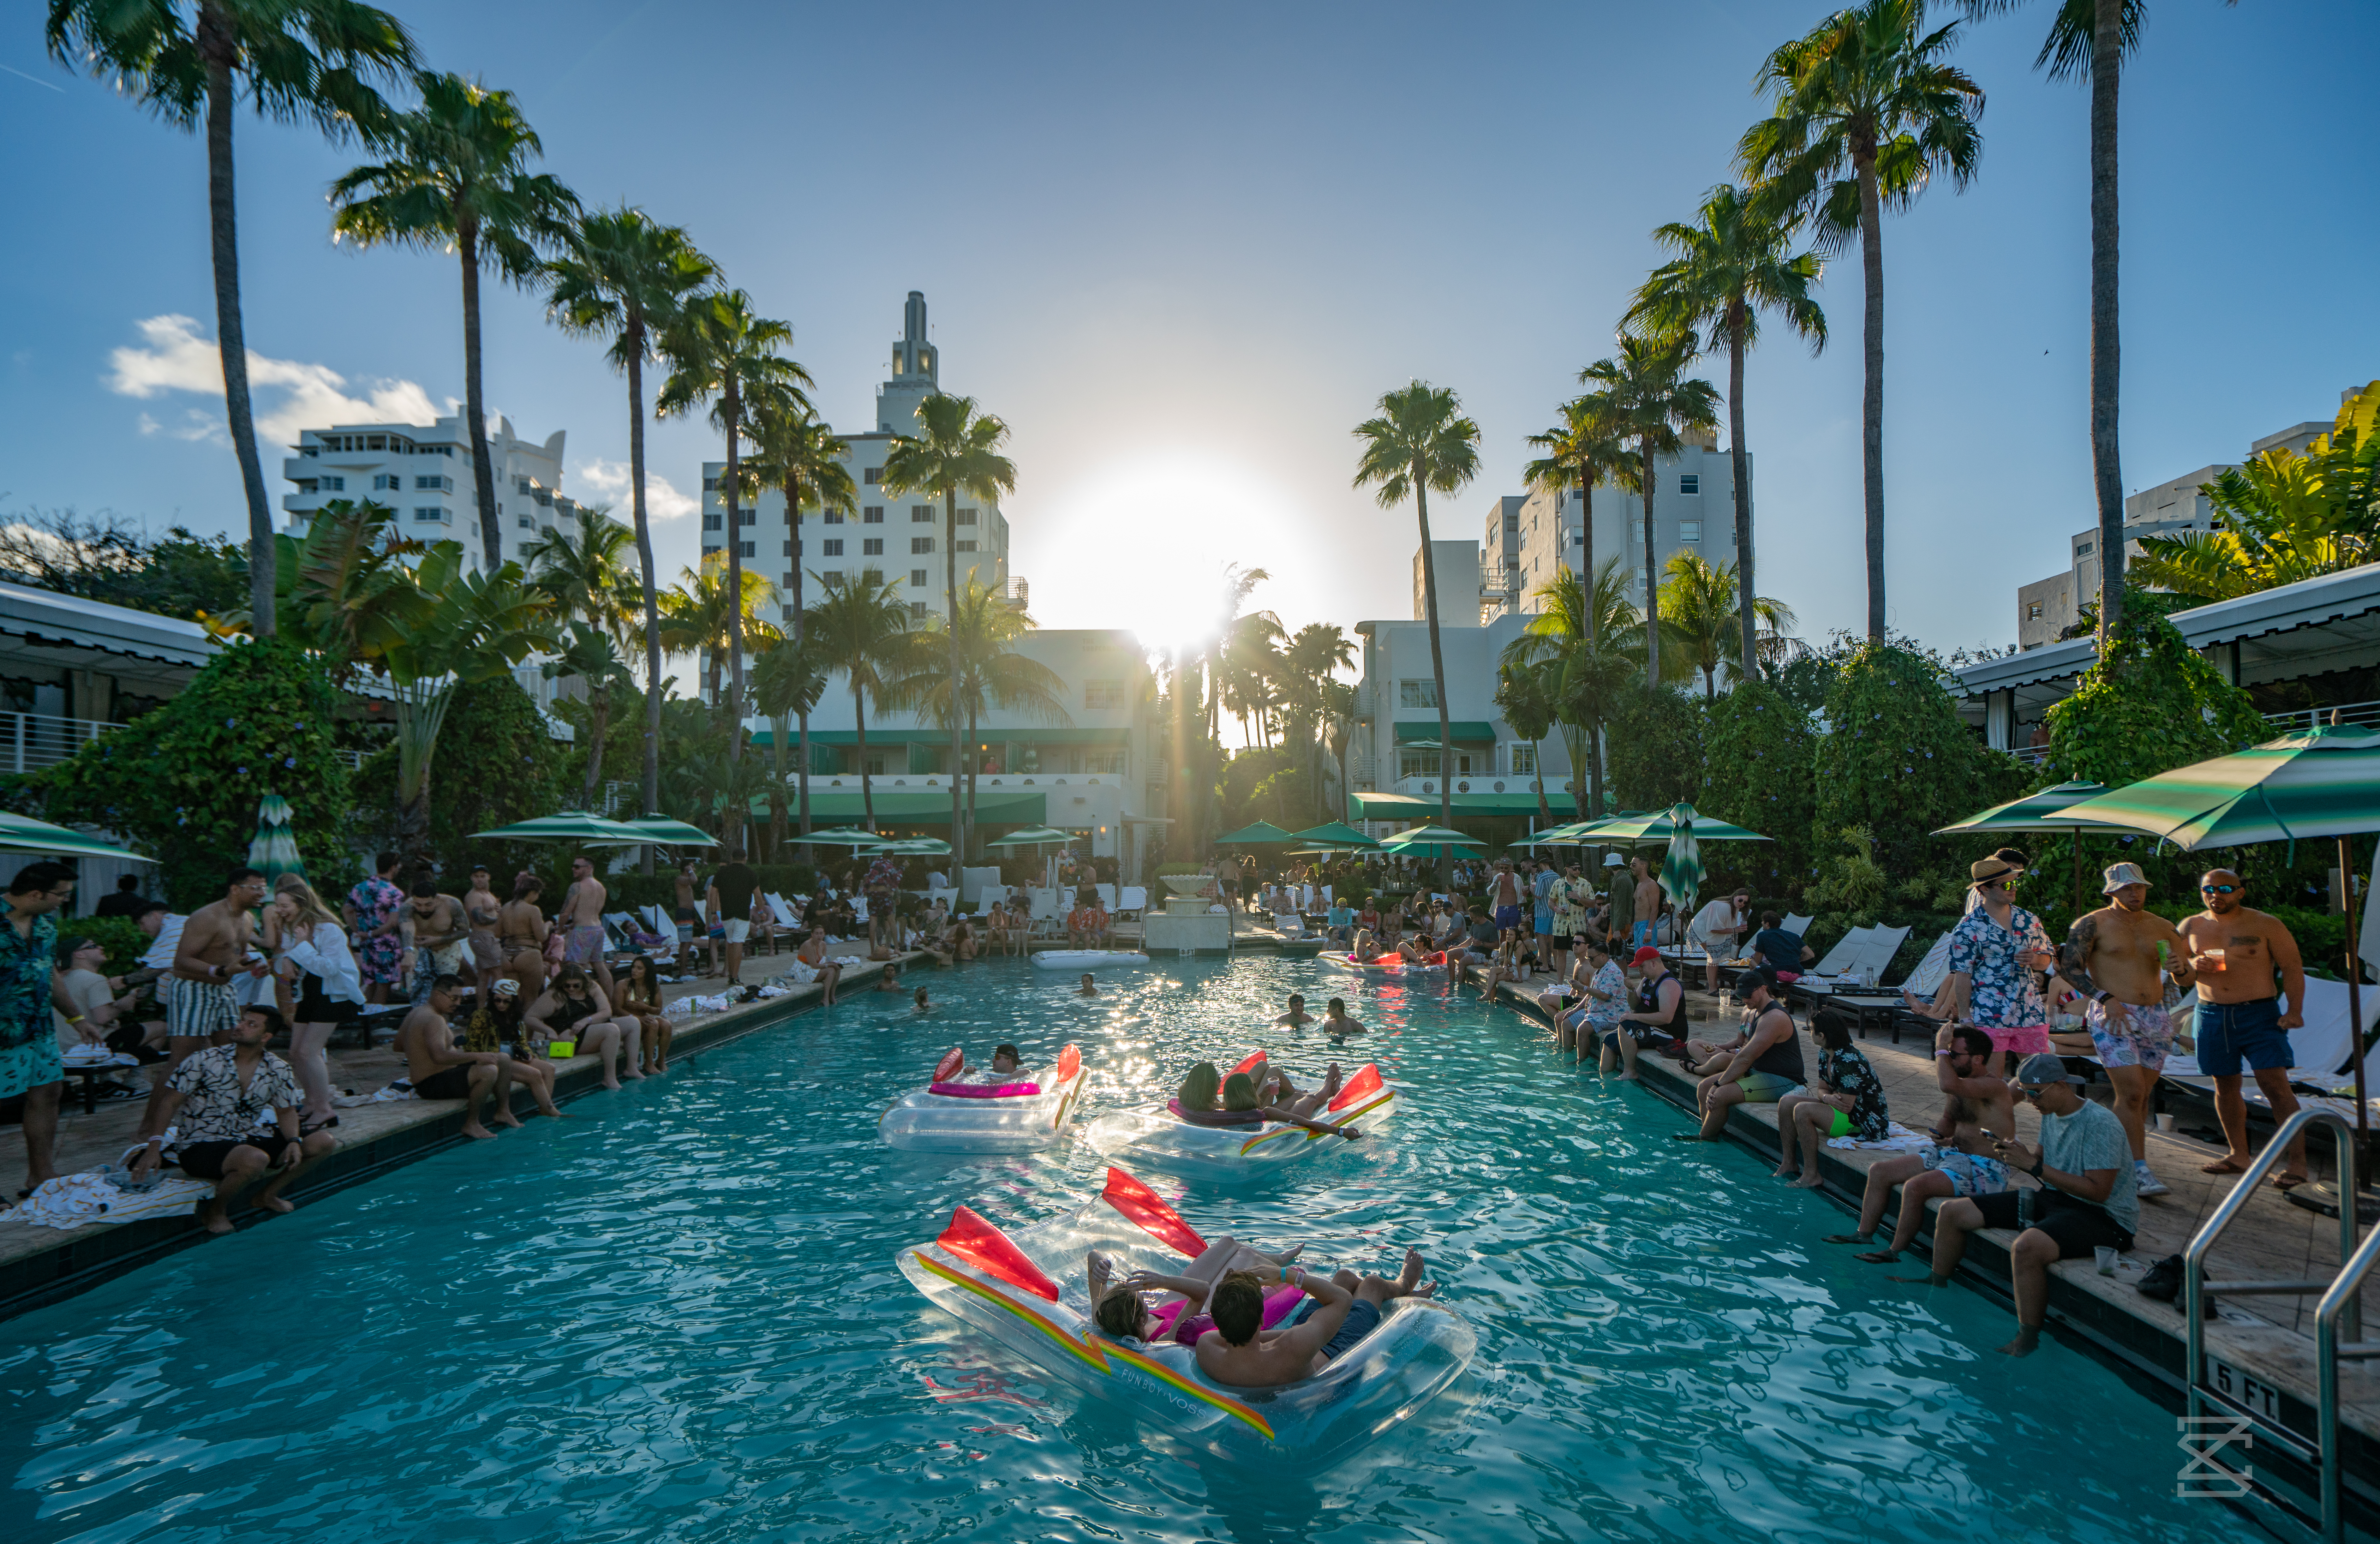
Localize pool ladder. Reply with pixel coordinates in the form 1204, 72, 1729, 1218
2184, 1107, 2376, 1541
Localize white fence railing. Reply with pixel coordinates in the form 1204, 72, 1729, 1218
2003, 697, 2380, 769
0, 711, 370, 774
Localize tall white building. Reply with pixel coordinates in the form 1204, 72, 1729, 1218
702, 291, 1014, 626
282, 414, 578, 573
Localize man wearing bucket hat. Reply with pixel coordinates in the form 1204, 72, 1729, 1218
2056, 862, 2195, 1200
1903, 855, 2056, 1075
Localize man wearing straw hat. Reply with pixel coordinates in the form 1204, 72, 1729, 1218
2059, 861, 2196, 1200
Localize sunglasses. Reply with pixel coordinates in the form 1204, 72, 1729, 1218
2017, 1085, 2049, 1102
2199, 884, 2239, 895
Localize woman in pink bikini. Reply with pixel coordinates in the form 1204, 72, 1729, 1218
1085, 1236, 1305, 1344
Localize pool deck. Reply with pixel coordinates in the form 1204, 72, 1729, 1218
1486, 970, 2380, 1508
0, 950, 920, 1324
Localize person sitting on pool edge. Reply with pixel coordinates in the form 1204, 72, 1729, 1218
1086, 1235, 1307, 1344
1173, 1060, 1364, 1139
129, 1005, 338, 1235
1273, 994, 1313, 1027
1672, 966, 1804, 1142
1195, 1250, 1436, 1389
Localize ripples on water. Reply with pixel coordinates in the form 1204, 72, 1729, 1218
2, 958, 2243, 1542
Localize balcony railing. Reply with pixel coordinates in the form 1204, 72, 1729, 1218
2002, 698, 2380, 768
0, 712, 368, 773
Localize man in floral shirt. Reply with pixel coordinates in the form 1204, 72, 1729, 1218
131, 1004, 337, 1235
345, 851, 408, 1003
1904, 854, 2054, 1071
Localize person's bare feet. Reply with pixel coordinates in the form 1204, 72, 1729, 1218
198, 1200, 235, 1235
600, 1076, 622, 1091
493, 1110, 524, 1130
1790, 1173, 1826, 1189
1320, 1063, 1344, 1098
1885, 1272, 1947, 1286
1613, 1071, 1640, 1082
461, 1121, 496, 1140
255, 1194, 295, 1215
1996, 1329, 2042, 1358
1771, 1164, 1797, 1179
622, 1068, 645, 1082
1397, 1247, 1425, 1291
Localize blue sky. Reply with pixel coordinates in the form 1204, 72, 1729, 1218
6, 0, 2376, 659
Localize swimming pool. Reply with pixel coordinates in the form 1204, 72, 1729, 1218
1, 957, 2251, 1541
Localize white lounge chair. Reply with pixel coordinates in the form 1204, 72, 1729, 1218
1854, 924, 1913, 983
1116, 886, 1148, 918
1783, 913, 1813, 938
766, 893, 800, 928
641, 904, 676, 942
1809, 925, 1875, 977
1899, 931, 1956, 999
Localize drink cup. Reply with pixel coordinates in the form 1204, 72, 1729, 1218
2204, 948, 2227, 972
2095, 1245, 2119, 1277
2156, 1113, 2177, 1133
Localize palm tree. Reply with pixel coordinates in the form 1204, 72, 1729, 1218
1962, 1, 2231, 643
329, 72, 580, 571
542, 620, 635, 811
1281, 622, 1355, 807
882, 578, 1072, 843
1501, 556, 1645, 819
521, 503, 639, 643
657, 556, 778, 725
657, 291, 812, 762
543, 205, 717, 830
881, 395, 1017, 863
1581, 336, 1720, 683
1353, 383, 1481, 880
1523, 393, 1639, 654
1740, 0, 1984, 639
805, 571, 916, 832
739, 400, 856, 841
1492, 659, 1559, 827
1625, 183, 1827, 674
1657, 550, 1799, 699
751, 631, 827, 860
1319, 678, 1359, 818
48, 0, 417, 633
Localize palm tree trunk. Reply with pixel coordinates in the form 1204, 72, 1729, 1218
200, 50, 275, 637
796, 710, 813, 841
853, 684, 876, 831
1857, 140, 1887, 641
786, 471, 810, 843
1413, 470, 1454, 893
1588, 721, 1606, 823
1532, 737, 1550, 826
582, 693, 610, 810
1641, 438, 1662, 679
626, 334, 663, 871
1728, 308, 1758, 684
944, 487, 963, 862
768, 716, 787, 859
2090, 0, 2125, 645
965, 700, 979, 860
457, 224, 505, 575
1576, 466, 1595, 651
722, 384, 745, 858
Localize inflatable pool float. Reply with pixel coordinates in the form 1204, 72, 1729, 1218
895, 1166, 1474, 1463
879, 1044, 1087, 1152
1320, 950, 1449, 975
1030, 950, 1151, 971
1080, 1060, 1397, 1179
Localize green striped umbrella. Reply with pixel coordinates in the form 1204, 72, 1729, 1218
1934, 780, 2111, 915
1290, 821, 1381, 850
1213, 821, 1299, 846
1581, 805, 1771, 847
984, 826, 1073, 848
619, 813, 720, 847
468, 811, 652, 845
1656, 803, 1706, 919
788, 826, 890, 847
0, 811, 155, 865
876, 837, 952, 856
245, 793, 306, 889
1513, 821, 1604, 847
1378, 825, 1486, 848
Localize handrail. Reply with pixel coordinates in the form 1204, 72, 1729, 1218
2318, 1217, 2380, 1540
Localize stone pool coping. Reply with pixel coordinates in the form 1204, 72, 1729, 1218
0, 953, 921, 1324
1483, 973, 2380, 1515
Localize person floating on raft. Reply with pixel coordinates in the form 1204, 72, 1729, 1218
1172, 1059, 1367, 1140
1087, 1237, 1436, 1385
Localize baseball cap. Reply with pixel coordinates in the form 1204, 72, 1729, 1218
2014, 1052, 2085, 1086
1631, 945, 1662, 966
1738, 964, 1784, 995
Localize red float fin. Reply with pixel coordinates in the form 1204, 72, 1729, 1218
936, 1206, 1059, 1301
1327, 1063, 1384, 1113
932, 1045, 965, 1082
1055, 1043, 1081, 1083
1229, 1049, 1268, 1077
1101, 1167, 1207, 1257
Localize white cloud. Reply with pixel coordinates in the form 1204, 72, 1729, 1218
107, 314, 450, 449
574, 457, 699, 521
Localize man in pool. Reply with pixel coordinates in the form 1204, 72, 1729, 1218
958, 1044, 1027, 1082
1194, 1249, 1435, 1388
1273, 994, 1313, 1027
1321, 997, 1364, 1038
1077, 972, 1097, 997
874, 964, 904, 994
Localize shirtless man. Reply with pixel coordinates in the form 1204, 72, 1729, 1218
1826, 1024, 2017, 1262
674, 859, 713, 977
2177, 869, 2309, 1188
1077, 972, 1097, 997
142, 867, 270, 1142
1630, 858, 1663, 953
1193, 1249, 1434, 1389
1489, 860, 1524, 946
402, 881, 470, 1005
2060, 861, 2193, 1199
401, 975, 564, 1139
1320, 997, 1365, 1038
1273, 993, 1314, 1028
554, 855, 615, 1003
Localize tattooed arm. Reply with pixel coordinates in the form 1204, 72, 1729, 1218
2059, 914, 2106, 1000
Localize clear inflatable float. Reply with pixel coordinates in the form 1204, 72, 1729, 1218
896, 1166, 1475, 1463
1030, 949, 1151, 971
878, 1043, 1087, 1152
1319, 950, 1450, 975
1080, 1057, 1397, 1179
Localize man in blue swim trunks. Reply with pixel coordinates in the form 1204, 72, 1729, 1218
2176, 869, 2309, 1188
1489, 859, 1525, 945
1195, 1248, 1435, 1387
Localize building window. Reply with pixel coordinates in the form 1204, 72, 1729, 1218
2026, 601, 2044, 621
909, 601, 929, 618
412, 506, 446, 522
321, 476, 345, 492
735, 508, 755, 526
1085, 679, 1123, 709
372, 473, 401, 491
956, 507, 978, 525
1679, 473, 1700, 495
956, 538, 978, 552
1084, 748, 1126, 774
2076, 540, 2095, 555
703, 476, 720, 491
703, 513, 722, 531
739, 541, 754, 558
1510, 743, 1536, 775
1630, 520, 1645, 545
1398, 679, 1439, 709
862, 538, 884, 556
703, 545, 720, 558
1397, 747, 1443, 780
518, 516, 532, 530
864, 468, 882, 484
911, 505, 934, 522
863, 506, 884, 523
822, 539, 844, 556
1573, 530, 1585, 546
911, 536, 934, 554
784, 540, 797, 556
295, 479, 319, 494
517, 478, 533, 494
910, 568, 929, 587
824, 510, 844, 524
414, 474, 452, 491
1679, 521, 1701, 543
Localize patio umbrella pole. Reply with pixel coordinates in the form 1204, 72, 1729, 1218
2344, 832, 2370, 1192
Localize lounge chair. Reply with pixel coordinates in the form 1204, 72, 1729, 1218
766, 892, 801, 928
1809, 925, 1875, 977
1898, 931, 1956, 999
1116, 886, 1148, 919
1852, 924, 1913, 983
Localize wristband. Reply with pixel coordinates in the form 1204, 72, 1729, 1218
67, 1014, 85, 1024
1932, 1048, 1952, 1057
145, 1135, 163, 1145
2092, 990, 2111, 1004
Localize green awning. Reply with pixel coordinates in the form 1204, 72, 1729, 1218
750, 789, 1047, 824
752, 726, 1130, 747
1349, 791, 1551, 818
1394, 721, 1496, 744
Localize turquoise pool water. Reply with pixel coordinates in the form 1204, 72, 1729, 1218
2, 957, 2250, 1541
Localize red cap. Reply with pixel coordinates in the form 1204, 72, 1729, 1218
1631, 946, 1662, 966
